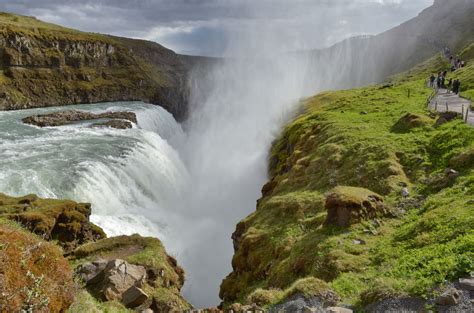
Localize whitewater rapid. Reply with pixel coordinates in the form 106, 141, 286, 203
0, 102, 189, 241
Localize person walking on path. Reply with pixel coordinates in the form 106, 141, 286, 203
430, 74, 436, 88
447, 78, 453, 93
453, 79, 461, 95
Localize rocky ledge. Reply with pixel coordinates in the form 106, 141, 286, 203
22, 110, 137, 129
0, 193, 190, 312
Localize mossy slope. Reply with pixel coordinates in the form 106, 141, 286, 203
0, 219, 75, 312
220, 50, 474, 308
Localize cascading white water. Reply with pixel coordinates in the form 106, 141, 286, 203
0, 102, 189, 242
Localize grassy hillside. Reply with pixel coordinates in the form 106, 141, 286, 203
0, 12, 188, 119
220, 49, 474, 309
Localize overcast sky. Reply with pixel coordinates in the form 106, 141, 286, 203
1, 0, 433, 56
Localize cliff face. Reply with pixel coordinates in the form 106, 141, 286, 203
0, 13, 189, 120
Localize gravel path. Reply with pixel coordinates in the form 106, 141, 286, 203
429, 88, 473, 125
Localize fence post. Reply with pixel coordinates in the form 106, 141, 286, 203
462, 104, 465, 120
446, 102, 448, 112
435, 101, 438, 111
465, 107, 469, 123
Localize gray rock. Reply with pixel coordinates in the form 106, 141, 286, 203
270, 294, 334, 313
122, 285, 149, 308
401, 187, 410, 198
326, 307, 353, 313
435, 288, 461, 306
75, 259, 107, 283
458, 277, 474, 290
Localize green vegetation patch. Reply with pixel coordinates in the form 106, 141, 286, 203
220, 49, 474, 308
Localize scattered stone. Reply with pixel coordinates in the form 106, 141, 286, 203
80, 259, 147, 303
140, 309, 153, 313
401, 188, 410, 198
303, 306, 318, 313
466, 199, 474, 205
326, 307, 353, 313
76, 259, 107, 283
22, 110, 137, 127
459, 277, 474, 290
122, 285, 149, 308
353, 239, 366, 245
360, 111, 368, 115
435, 288, 461, 306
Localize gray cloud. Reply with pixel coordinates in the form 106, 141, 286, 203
0, 0, 433, 56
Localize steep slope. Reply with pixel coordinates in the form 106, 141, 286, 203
0, 12, 188, 120
220, 48, 474, 310
303, 0, 474, 92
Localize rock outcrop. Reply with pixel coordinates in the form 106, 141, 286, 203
77, 258, 148, 307
22, 110, 137, 127
0, 193, 105, 252
324, 186, 390, 227
0, 12, 190, 120
71, 234, 191, 312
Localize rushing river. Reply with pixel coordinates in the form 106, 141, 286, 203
0, 102, 190, 239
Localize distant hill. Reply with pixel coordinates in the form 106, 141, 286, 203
301, 0, 474, 93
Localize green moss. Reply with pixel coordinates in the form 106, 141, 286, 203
67, 290, 132, 313
71, 234, 191, 311
221, 46, 474, 308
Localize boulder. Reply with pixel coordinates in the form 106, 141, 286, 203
122, 285, 149, 308
324, 186, 389, 227
101, 259, 147, 301
459, 277, 474, 290
435, 288, 461, 306
79, 258, 147, 303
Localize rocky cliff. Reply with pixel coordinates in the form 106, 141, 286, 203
0, 193, 191, 312
0, 12, 189, 120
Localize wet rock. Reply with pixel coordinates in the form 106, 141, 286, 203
22, 110, 137, 127
324, 186, 389, 227
435, 288, 461, 306
122, 285, 149, 308
92, 119, 133, 129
